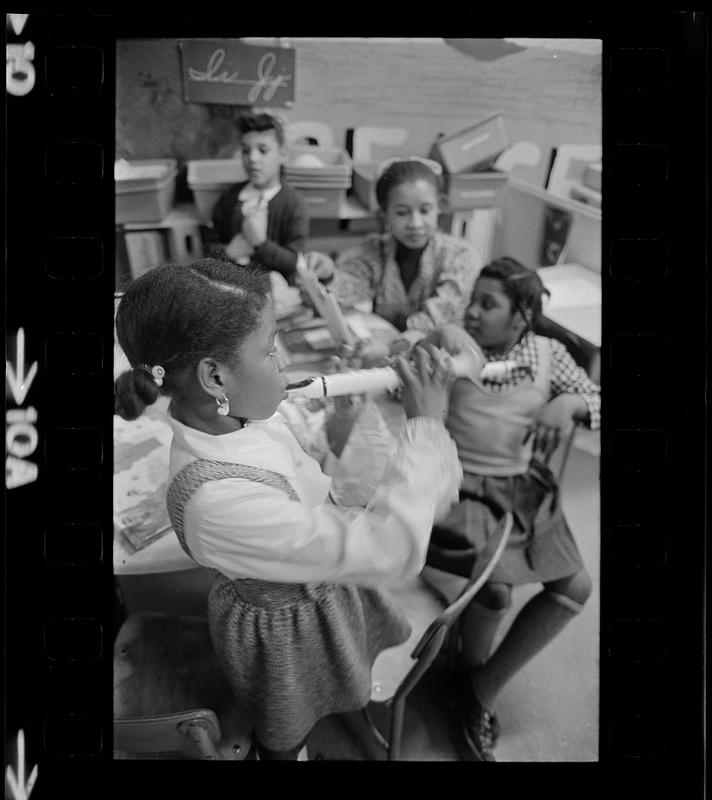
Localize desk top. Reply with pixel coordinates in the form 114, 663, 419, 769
537, 263, 601, 348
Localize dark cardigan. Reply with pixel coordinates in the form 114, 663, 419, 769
211, 181, 309, 281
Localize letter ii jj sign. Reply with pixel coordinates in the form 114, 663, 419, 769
179, 40, 295, 107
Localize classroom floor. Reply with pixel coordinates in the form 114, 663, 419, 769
306, 433, 600, 762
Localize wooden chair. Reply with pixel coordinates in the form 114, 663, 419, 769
114, 611, 252, 760
364, 512, 514, 760
114, 710, 226, 760
530, 393, 582, 487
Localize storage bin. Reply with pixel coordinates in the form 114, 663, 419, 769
187, 159, 247, 223
115, 159, 177, 224
292, 184, 346, 218
352, 162, 380, 212
284, 145, 352, 182
445, 169, 508, 209
429, 111, 509, 174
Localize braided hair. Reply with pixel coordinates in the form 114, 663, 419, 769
114, 259, 271, 420
477, 257, 550, 332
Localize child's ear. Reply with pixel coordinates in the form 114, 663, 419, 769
518, 308, 534, 329
196, 358, 224, 397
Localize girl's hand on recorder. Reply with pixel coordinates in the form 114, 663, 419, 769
395, 344, 456, 422
434, 323, 481, 357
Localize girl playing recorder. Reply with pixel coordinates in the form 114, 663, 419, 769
114, 258, 462, 761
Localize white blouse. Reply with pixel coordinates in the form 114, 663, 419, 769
168, 405, 462, 588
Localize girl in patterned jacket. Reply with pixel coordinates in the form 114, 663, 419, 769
331, 158, 481, 365
113, 258, 462, 761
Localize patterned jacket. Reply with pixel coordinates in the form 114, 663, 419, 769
332, 230, 481, 332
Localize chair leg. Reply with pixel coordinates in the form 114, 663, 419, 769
179, 719, 220, 760
388, 696, 406, 761
362, 705, 389, 752
446, 619, 460, 671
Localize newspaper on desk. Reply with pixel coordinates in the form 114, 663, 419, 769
114, 403, 173, 553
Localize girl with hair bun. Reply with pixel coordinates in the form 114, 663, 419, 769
114, 258, 463, 760
331, 157, 481, 365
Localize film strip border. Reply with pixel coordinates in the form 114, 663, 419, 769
601, 17, 706, 785
6, 13, 114, 799
4, 12, 707, 796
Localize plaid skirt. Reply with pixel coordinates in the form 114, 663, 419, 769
427, 460, 584, 585
208, 574, 410, 751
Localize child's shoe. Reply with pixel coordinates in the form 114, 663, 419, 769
452, 671, 500, 762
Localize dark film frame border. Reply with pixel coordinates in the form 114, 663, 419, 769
4, 11, 706, 797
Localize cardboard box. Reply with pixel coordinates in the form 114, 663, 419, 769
187, 159, 248, 224
115, 159, 178, 224
445, 168, 508, 209
429, 111, 509, 174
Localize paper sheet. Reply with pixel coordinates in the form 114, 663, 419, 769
543, 277, 601, 310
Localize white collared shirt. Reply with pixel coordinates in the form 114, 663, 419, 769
237, 181, 282, 205
167, 407, 462, 587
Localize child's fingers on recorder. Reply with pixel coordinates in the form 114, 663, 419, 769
411, 344, 432, 380
395, 353, 449, 422
424, 344, 456, 386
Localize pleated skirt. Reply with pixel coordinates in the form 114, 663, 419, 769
208, 574, 411, 751
427, 460, 585, 585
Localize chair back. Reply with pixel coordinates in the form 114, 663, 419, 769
114, 710, 222, 759
114, 612, 252, 760
530, 394, 581, 485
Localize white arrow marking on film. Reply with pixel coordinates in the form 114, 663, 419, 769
5, 729, 38, 800
6, 329, 38, 406
7, 14, 29, 35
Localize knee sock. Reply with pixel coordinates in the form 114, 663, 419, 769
469, 589, 582, 709
459, 600, 510, 672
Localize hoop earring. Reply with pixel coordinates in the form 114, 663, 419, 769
216, 393, 230, 416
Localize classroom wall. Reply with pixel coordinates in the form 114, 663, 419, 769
116, 37, 602, 197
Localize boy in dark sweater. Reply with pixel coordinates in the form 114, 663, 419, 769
212, 112, 309, 283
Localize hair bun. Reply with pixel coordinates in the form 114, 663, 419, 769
375, 156, 443, 180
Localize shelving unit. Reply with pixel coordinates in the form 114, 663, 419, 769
494, 177, 601, 273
